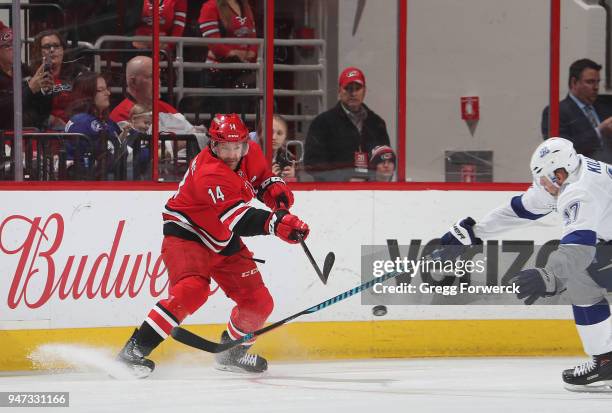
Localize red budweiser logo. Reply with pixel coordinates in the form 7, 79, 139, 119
1, 213, 168, 309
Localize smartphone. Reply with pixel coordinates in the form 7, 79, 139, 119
43, 56, 52, 74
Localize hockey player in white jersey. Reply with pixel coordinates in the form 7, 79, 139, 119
435, 137, 612, 392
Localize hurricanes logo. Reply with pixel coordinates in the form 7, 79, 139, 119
236, 16, 248, 25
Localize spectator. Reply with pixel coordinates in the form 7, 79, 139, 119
369, 145, 396, 182
542, 58, 612, 162
199, 0, 257, 67
129, 103, 152, 133
110, 55, 178, 122
0, 24, 52, 130
65, 71, 127, 180
304, 67, 391, 182
133, 0, 187, 55
250, 115, 298, 181
198, 0, 257, 115
28, 29, 87, 131
120, 103, 152, 180
270, 115, 298, 181
110, 55, 207, 178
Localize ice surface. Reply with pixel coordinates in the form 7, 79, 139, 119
1, 352, 611, 413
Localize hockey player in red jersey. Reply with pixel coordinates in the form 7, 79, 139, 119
118, 114, 309, 376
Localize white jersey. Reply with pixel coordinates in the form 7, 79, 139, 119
475, 155, 612, 246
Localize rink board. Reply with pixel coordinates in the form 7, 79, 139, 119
0, 189, 589, 370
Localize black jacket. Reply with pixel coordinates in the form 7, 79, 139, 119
304, 102, 390, 182
0, 64, 40, 130
542, 95, 612, 163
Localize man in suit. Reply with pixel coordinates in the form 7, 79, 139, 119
542, 58, 612, 163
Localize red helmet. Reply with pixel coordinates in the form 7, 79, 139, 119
208, 114, 249, 143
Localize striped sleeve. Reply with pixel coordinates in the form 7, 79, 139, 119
170, 0, 187, 37
163, 205, 233, 253
219, 201, 253, 231
198, 1, 234, 58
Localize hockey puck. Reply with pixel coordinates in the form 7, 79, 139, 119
372, 305, 387, 317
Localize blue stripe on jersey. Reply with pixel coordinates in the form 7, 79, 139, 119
572, 299, 611, 326
561, 230, 597, 246
510, 195, 548, 220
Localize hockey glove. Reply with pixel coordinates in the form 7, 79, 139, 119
511, 268, 558, 305
266, 210, 309, 244
258, 177, 294, 210
431, 217, 483, 261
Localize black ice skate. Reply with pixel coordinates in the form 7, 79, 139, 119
215, 331, 268, 373
562, 351, 612, 392
117, 329, 156, 378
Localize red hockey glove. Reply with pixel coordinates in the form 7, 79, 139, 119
266, 210, 309, 244
258, 177, 294, 210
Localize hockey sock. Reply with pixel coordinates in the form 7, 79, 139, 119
139, 303, 181, 351
573, 299, 612, 355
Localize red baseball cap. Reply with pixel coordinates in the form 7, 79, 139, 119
339, 67, 366, 89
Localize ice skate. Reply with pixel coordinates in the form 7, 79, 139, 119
116, 329, 156, 379
214, 331, 268, 373
563, 351, 612, 392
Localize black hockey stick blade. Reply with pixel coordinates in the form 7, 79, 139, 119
171, 270, 402, 354
171, 326, 234, 353
297, 234, 329, 284
322, 252, 335, 282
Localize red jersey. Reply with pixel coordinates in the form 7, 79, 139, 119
50, 77, 73, 123
163, 141, 274, 255
135, 0, 187, 38
109, 96, 178, 123
198, 0, 257, 63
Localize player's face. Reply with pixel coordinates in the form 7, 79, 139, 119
94, 77, 111, 111
339, 82, 366, 112
214, 141, 247, 170
571, 68, 600, 105
539, 169, 568, 196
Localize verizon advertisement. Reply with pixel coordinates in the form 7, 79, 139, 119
0, 190, 573, 330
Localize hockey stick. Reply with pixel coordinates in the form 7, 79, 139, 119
171, 270, 401, 353
297, 233, 335, 284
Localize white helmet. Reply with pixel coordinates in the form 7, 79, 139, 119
529, 137, 579, 187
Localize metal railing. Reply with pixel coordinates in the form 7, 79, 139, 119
92, 35, 327, 126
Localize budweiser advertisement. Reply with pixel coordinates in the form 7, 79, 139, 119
0, 190, 568, 329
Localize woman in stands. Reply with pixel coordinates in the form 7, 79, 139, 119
28, 29, 87, 131
133, 0, 187, 55
251, 115, 298, 181
199, 0, 257, 66
65, 71, 127, 180
198, 0, 258, 115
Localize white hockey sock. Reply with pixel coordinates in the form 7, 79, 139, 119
573, 299, 612, 356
